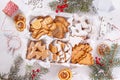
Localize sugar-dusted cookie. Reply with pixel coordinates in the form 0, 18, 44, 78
49, 40, 71, 63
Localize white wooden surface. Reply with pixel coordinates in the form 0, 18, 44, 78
0, 0, 120, 80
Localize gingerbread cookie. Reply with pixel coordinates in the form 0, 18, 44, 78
71, 43, 94, 65
26, 40, 49, 60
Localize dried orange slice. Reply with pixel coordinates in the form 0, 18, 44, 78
58, 68, 72, 80
14, 14, 26, 23
97, 43, 110, 55
15, 20, 26, 31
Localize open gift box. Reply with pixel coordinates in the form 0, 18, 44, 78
24, 12, 94, 68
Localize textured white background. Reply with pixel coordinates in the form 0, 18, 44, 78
0, 0, 120, 80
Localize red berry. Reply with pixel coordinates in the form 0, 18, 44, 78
36, 69, 40, 72
95, 57, 97, 59
60, 9, 63, 12
57, 5, 60, 8
31, 74, 35, 80
96, 61, 99, 64
96, 59, 100, 64
32, 76, 34, 80
32, 73, 36, 77
101, 64, 104, 66
59, 6, 62, 9
56, 10, 59, 13
32, 70, 35, 73
60, 5, 65, 9
99, 58, 101, 60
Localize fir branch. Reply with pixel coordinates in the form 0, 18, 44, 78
40, 67, 49, 74
49, 1, 59, 10
0, 73, 7, 80
112, 58, 120, 67
25, 63, 49, 80
8, 56, 23, 80
90, 44, 120, 80
49, 0, 95, 13
0, 56, 49, 80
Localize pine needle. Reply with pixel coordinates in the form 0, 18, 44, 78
0, 56, 49, 80
90, 44, 120, 80
49, 0, 95, 13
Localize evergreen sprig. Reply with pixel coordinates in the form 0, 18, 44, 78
90, 44, 120, 80
0, 56, 24, 80
25, 63, 49, 80
49, 0, 96, 13
0, 56, 49, 80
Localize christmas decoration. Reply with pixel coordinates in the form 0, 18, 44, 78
5, 35, 21, 54
55, 2, 68, 13
25, 62, 49, 80
2, 1, 26, 32
58, 68, 72, 80
3, 1, 19, 17
49, 0, 95, 13
0, 56, 49, 80
14, 14, 26, 32
90, 44, 120, 80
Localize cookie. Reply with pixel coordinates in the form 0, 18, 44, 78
31, 29, 40, 38
31, 19, 42, 29
55, 16, 70, 27
26, 40, 49, 60
71, 43, 94, 65
49, 44, 58, 54
42, 16, 53, 25
29, 15, 69, 39
49, 40, 71, 63
52, 22, 64, 39
78, 53, 94, 65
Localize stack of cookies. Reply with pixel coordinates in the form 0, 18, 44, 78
49, 40, 71, 63
26, 40, 49, 60
26, 15, 94, 66
71, 43, 94, 65
29, 16, 70, 39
